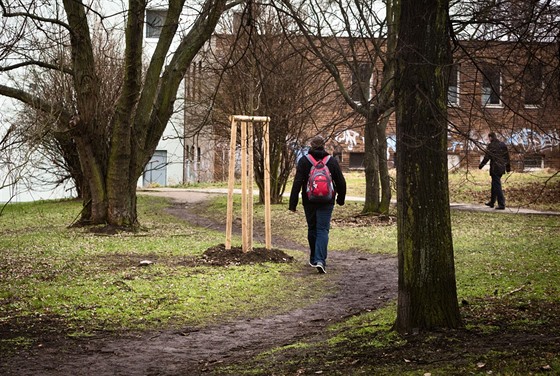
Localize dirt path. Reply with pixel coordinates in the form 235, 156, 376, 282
2, 191, 397, 376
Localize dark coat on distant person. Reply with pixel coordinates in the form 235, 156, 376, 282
480, 138, 511, 176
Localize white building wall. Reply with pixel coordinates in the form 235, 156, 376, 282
1, 1, 190, 200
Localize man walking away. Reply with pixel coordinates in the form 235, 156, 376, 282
289, 136, 346, 274
479, 132, 511, 210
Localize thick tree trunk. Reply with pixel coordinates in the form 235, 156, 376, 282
107, 182, 138, 226
74, 132, 108, 225
393, 0, 462, 334
68, 0, 226, 229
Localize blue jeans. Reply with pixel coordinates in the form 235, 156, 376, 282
491, 174, 505, 207
304, 204, 334, 266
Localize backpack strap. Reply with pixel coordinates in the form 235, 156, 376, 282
306, 154, 318, 166
306, 154, 330, 166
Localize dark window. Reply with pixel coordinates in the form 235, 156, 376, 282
524, 64, 544, 106
349, 152, 365, 169
448, 64, 459, 105
481, 64, 501, 106
186, 61, 203, 101
523, 154, 543, 169
351, 63, 373, 102
146, 10, 167, 39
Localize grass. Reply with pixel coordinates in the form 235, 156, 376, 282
218, 209, 559, 375
1, 170, 559, 374
0, 196, 324, 347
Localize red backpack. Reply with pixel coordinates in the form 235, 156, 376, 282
306, 154, 335, 202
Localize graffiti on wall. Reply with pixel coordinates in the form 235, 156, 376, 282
506, 128, 560, 152
335, 130, 363, 151
335, 130, 397, 158
448, 128, 560, 153
336, 128, 559, 155
448, 130, 482, 153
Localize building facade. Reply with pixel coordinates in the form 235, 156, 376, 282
185, 35, 560, 181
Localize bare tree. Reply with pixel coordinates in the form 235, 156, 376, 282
0, 1, 36, 206
0, 117, 27, 209
0, 0, 238, 228
186, 4, 351, 203
13, 29, 128, 200
272, 0, 398, 215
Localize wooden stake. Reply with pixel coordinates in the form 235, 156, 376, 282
247, 121, 254, 252
225, 116, 237, 250
224, 115, 272, 252
240, 121, 248, 252
263, 120, 272, 249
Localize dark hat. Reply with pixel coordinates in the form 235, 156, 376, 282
309, 135, 325, 150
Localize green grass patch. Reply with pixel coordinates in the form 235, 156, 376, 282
0, 196, 324, 353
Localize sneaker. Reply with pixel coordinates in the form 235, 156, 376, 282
309, 261, 318, 267
495, 206, 505, 210
316, 262, 326, 274
484, 202, 494, 208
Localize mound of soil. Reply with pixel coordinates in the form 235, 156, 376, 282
200, 244, 294, 266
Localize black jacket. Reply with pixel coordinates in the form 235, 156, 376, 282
479, 139, 511, 176
289, 148, 347, 210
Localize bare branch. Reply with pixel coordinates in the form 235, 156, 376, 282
0, 60, 72, 74
0, 1, 70, 31
0, 83, 70, 119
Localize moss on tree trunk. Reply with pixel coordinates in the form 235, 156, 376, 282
394, 0, 462, 334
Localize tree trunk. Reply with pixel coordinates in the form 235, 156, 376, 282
54, 131, 85, 199
70, 0, 226, 228
362, 114, 381, 214
74, 133, 107, 224
377, 112, 392, 214
393, 0, 462, 334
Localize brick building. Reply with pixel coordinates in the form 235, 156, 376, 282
184, 35, 560, 182
328, 40, 560, 172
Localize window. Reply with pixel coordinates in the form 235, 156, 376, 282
349, 152, 365, 169
186, 61, 203, 101
351, 63, 373, 102
146, 9, 167, 39
524, 64, 544, 107
481, 64, 501, 106
448, 64, 459, 106
523, 154, 543, 169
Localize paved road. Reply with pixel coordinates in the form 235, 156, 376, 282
139, 187, 560, 216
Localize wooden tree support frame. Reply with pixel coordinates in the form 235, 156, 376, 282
225, 115, 272, 252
